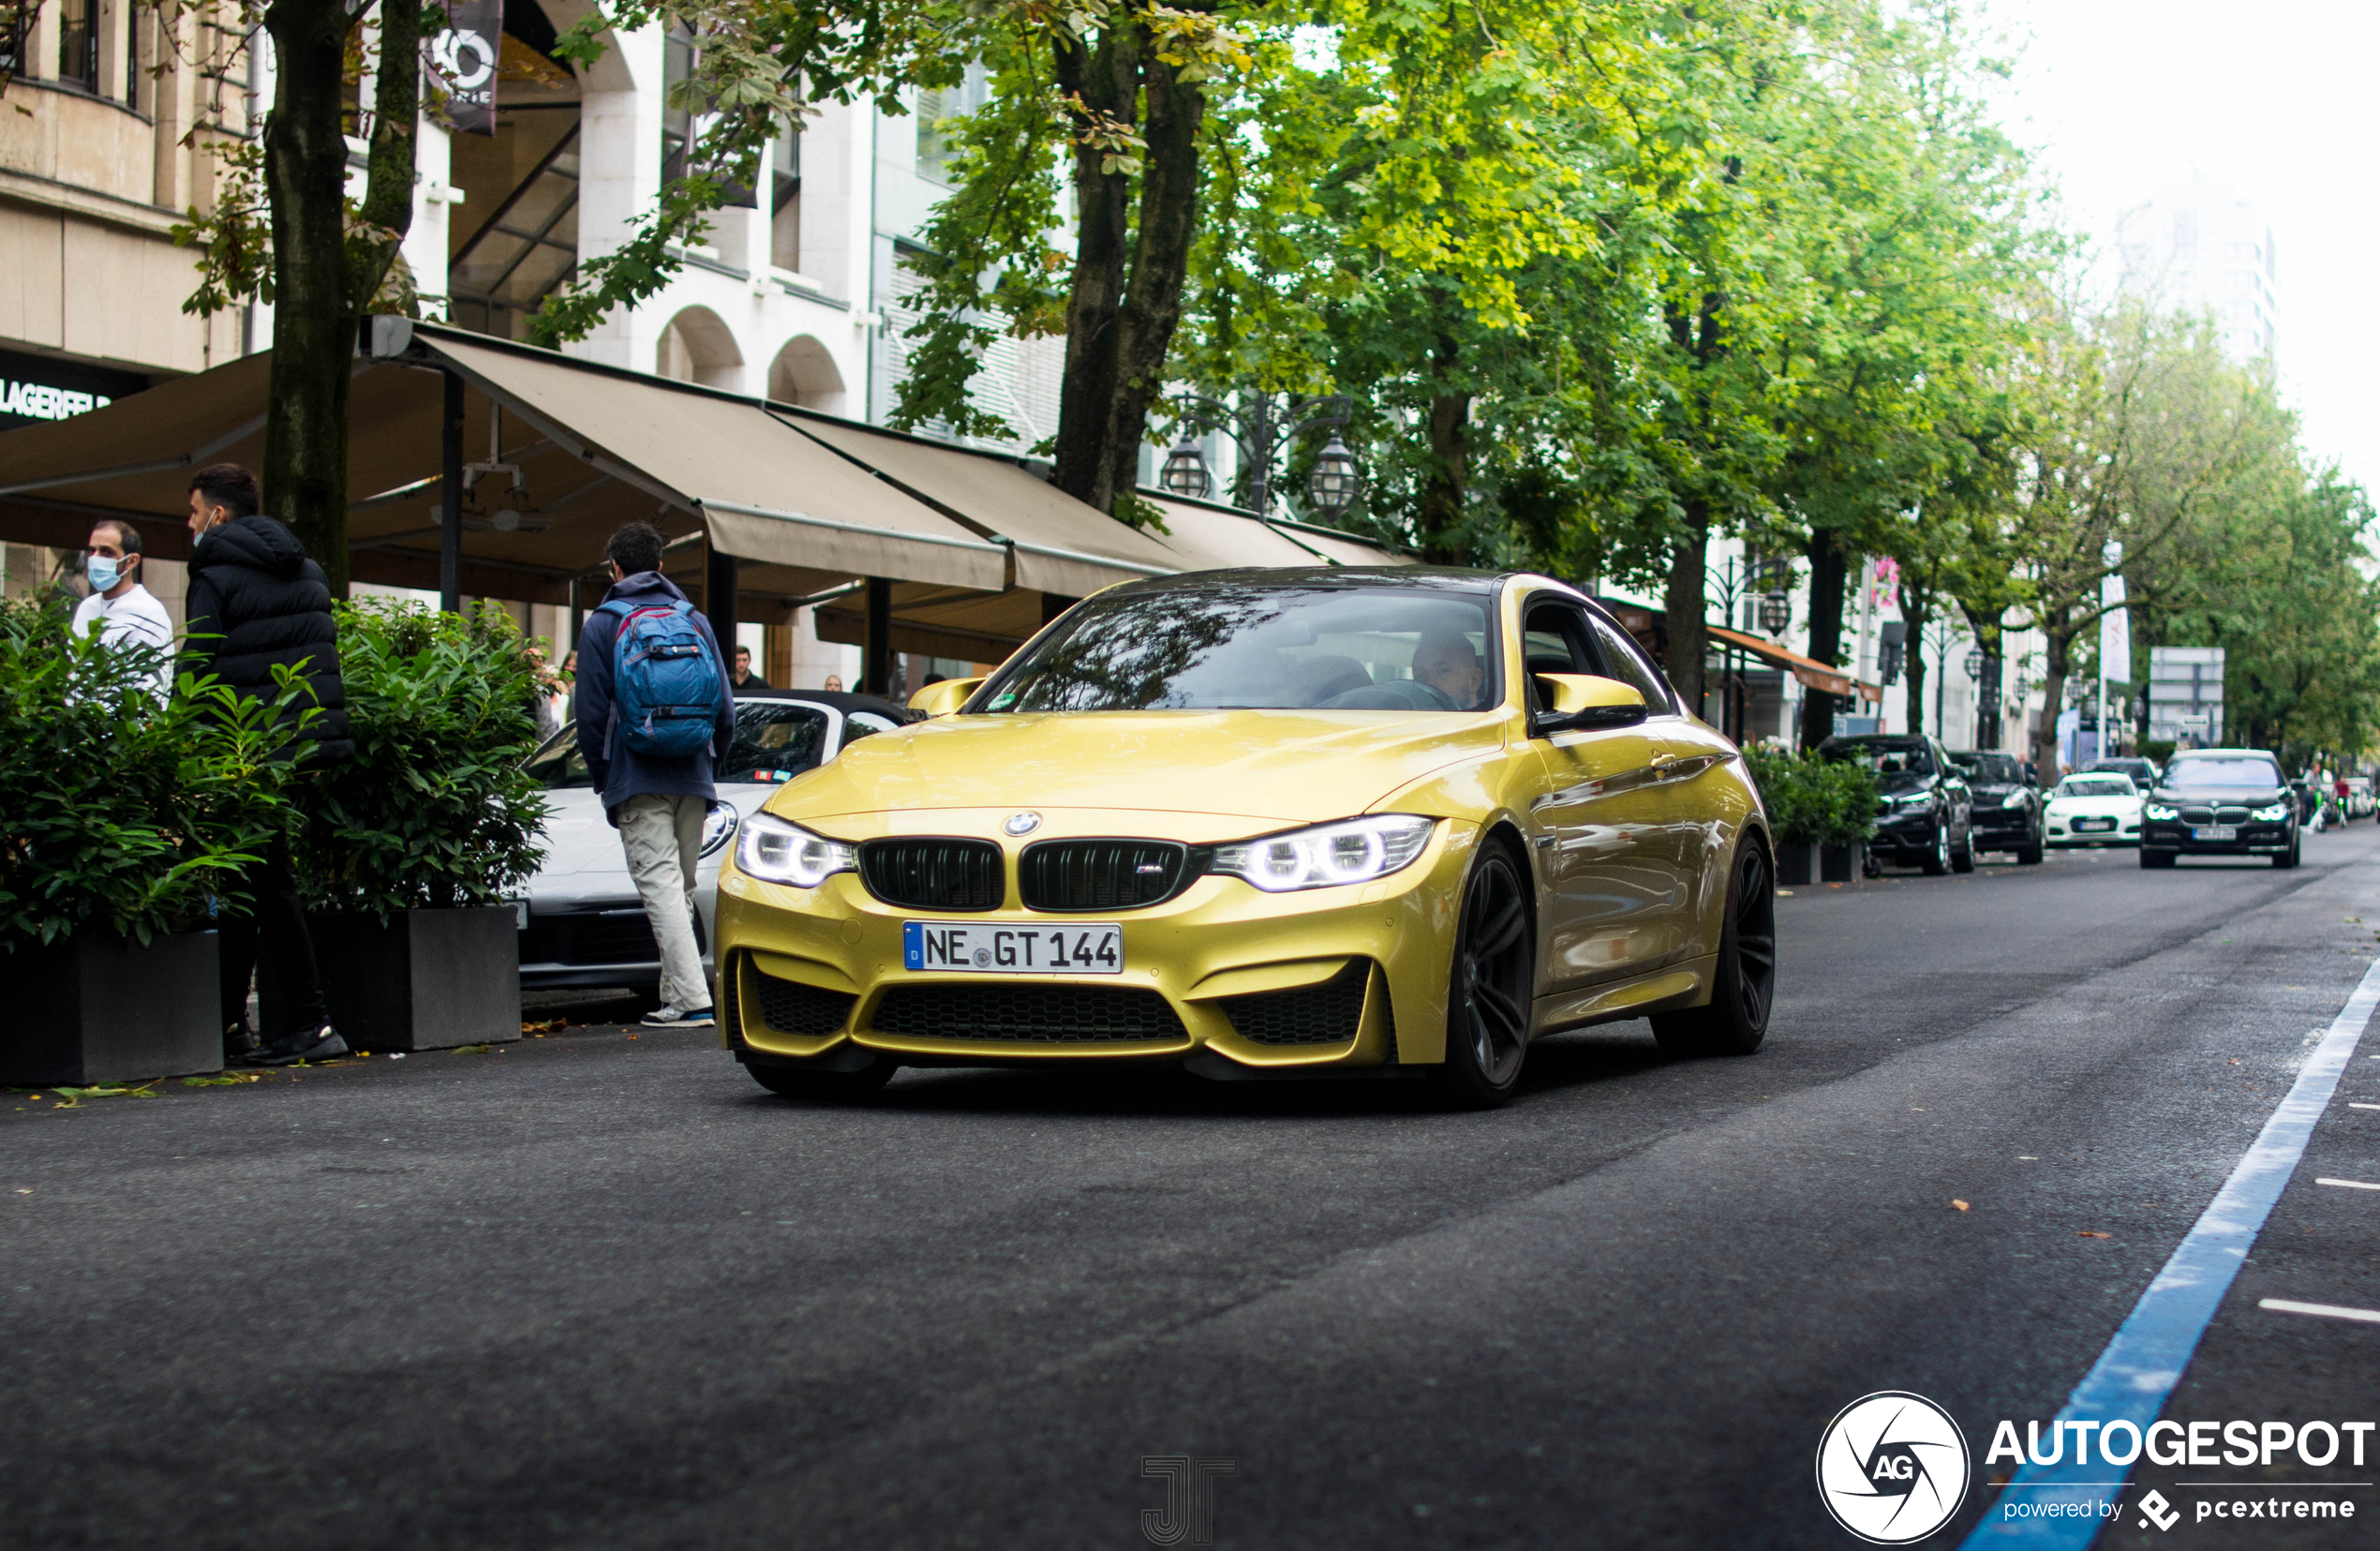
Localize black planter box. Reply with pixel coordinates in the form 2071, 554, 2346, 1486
309, 906, 520, 1052
1776, 840, 1817, 886
1819, 841, 1866, 883
7, 931, 222, 1086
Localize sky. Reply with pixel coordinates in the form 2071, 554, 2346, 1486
1989, 0, 2378, 493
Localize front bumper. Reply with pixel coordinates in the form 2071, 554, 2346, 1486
2140, 818, 2294, 856
713, 814, 1474, 1074
1869, 809, 1941, 858
2047, 819, 2138, 846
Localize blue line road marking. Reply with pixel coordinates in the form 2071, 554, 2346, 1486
1959, 955, 2380, 1547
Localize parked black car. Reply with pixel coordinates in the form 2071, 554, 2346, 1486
2085, 756, 2162, 790
2140, 748, 2300, 869
1820, 734, 1976, 874
1948, 750, 2045, 865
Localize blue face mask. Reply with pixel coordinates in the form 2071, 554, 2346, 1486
86, 555, 122, 592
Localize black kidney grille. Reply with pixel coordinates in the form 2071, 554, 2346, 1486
1218, 962, 1370, 1046
2215, 806, 2251, 826
870, 984, 1186, 1043
751, 970, 857, 1037
858, 839, 1004, 911
1019, 840, 1191, 912
2179, 806, 2215, 825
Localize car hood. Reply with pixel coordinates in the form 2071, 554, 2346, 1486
1966, 781, 2021, 800
2153, 784, 2289, 805
766, 708, 1510, 825
2047, 794, 2140, 813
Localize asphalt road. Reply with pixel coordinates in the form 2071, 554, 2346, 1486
7, 828, 2380, 1550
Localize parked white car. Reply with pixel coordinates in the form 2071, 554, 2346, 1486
2045, 772, 2142, 847
515, 690, 911, 991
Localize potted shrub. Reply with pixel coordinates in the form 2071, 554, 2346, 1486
1741, 746, 1879, 885
295, 602, 549, 1051
0, 599, 305, 1084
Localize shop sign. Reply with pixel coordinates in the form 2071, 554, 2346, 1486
0, 350, 149, 431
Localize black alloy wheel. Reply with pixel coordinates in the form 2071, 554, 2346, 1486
1951, 823, 1976, 873
2273, 832, 2301, 869
1435, 843, 1536, 1108
1921, 821, 1952, 875
2016, 818, 2045, 866
1654, 839, 1775, 1058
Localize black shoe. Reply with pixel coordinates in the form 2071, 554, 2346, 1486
251, 1026, 350, 1066
224, 1023, 261, 1064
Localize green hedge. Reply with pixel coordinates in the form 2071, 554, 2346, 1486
1742, 746, 1880, 847
293, 600, 549, 919
0, 597, 308, 949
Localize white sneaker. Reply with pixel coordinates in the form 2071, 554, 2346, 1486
642, 1004, 716, 1027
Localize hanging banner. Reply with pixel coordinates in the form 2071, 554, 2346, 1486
2099, 572, 2131, 684
428, 0, 501, 137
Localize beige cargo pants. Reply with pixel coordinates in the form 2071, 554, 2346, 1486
617, 792, 710, 1012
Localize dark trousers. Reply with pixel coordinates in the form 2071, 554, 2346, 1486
216, 838, 328, 1043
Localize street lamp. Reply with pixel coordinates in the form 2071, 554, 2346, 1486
1159, 433, 1213, 500
1168, 391, 1358, 518
1758, 591, 1791, 635
1964, 649, 1985, 679
1305, 433, 1362, 520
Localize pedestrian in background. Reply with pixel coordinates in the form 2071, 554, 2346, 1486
573, 520, 736, 1027
823, 674, 843, 692
71, 518, 172, 701
730, 645, 771, 695
183, 463, 352, 1066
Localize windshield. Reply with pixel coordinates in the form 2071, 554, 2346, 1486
980, 581, 1502, 713
525, 701, 835, 787
2163, 755, 2282, 789
1824, 740, 1937, 779
1950, 753, 2020, 783
2057, 776, 2135, 798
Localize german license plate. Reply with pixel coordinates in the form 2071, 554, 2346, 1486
2193, 826, 2236, 841
2075, 817, 2112, 831
902, 921, 1122, 975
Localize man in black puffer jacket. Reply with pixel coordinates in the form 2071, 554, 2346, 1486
184, 463, 350, 1066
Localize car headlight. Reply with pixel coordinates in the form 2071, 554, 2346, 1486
733, 812, 856, 887
2145, 803, 2179, 820
1892, 791, 1933, 808
2252, 802, 2291, 822
699, 802, 738, 858
2001, 790, 2030, 809
1211, 814, 1437, 892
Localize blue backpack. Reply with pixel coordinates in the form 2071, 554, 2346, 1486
597, 598, 725, 758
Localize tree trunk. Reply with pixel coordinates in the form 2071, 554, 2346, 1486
2033, 615, 2072, 779
1663, 501, 1710, 714
1797, 530, 1849, 748
260, 0, 420, 598
1418, 324, 1469, 561
1049, 25, 1205, 520
1902, 596, 1929, 738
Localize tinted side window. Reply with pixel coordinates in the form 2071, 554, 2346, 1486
1587, 616, 1673, 714
718, 704, 831, 783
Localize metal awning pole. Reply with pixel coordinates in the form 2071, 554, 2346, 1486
863, 576, 892, 697
439, 371, 464, 613
705, 534, 739, 663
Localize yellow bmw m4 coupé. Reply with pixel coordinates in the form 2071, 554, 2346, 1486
712, 568, 1776, 1106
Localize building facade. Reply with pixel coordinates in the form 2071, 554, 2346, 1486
2115, 177, 2280, 366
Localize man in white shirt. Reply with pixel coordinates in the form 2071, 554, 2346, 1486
69, 519, 173, 700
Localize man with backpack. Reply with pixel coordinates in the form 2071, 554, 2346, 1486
573, 521, 738, 1027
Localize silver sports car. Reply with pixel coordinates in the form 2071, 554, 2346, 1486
516, 689, 912, 991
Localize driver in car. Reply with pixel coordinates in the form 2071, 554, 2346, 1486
1411, 629, 1485, 709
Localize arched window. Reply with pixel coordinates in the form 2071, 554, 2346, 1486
767, 335, 845, 412
657, 306, 744, 390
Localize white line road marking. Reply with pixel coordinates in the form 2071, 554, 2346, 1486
2259, 1298, 2380, 1325
2351, 1102, 2380, 1110
2315, 1177, 2380, 1190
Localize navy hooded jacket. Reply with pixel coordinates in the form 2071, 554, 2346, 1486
573, 571, 737, 817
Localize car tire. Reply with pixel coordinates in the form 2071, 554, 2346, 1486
2273, 836, 2301, 869
2140, 849, 2176, 870
2016, 825, 2045, 866
744, 1057, 898, 1101
1921, 823, 1951, 875
1951, 827, 1976, 873
1432, 841, 1536, 1109
1654, 838, 1775, 1059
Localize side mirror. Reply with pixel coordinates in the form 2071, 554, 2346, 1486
907, 676, 986, 719
1531, 673, 1646, 735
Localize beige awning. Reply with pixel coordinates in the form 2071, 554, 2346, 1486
782, 412, 1182, 598
420, 332, 1006, 592
1139, 492, 1409, 572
